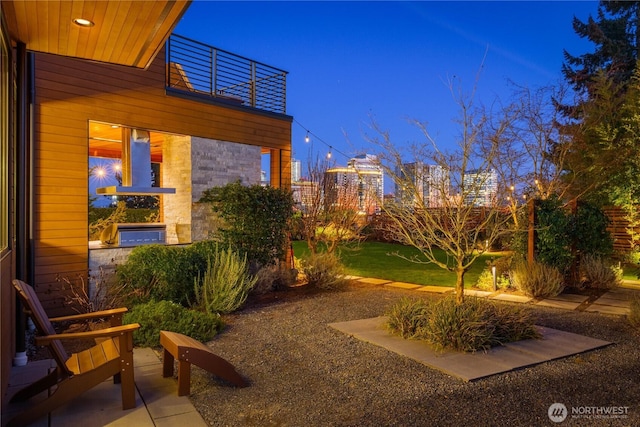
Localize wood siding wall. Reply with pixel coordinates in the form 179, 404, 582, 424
34, 47, 291, 315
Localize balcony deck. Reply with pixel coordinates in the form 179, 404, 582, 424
167, 34, 288, 115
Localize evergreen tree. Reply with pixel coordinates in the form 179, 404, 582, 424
558, 1, 640, 203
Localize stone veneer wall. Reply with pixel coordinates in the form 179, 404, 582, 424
190, 136, 261, 242
88, 246, 134, 297
162, 134, 192, 244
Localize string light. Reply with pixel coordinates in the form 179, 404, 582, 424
293, 118, 349, 160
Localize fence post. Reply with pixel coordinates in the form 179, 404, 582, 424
528, 198, 535, 266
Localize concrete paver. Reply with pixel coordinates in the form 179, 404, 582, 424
357, 277, 391, 285
585, 304, 631, 315
385, 281, 422, 290
490, 293, 532, 303
464, 289, 493, 298
415, 285, 454, 294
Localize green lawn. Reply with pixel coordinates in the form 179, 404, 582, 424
292, 241, 501, 288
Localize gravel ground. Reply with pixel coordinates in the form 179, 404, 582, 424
186, 282, 640, 427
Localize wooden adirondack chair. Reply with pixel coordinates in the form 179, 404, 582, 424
8, 279, 140, 427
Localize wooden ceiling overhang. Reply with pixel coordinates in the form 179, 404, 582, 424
1, 0, 191, 69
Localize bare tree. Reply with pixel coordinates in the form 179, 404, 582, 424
297, 155, 366, 255
480, 83, 576, 205
370, 78, 524, 304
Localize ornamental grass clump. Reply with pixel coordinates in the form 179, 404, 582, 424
301, 252, 348, 289
578, 255, 622, 290
510, 261, 564, 298
385, 297, 430, 339
385, 296, 540, 353
194, 246, 257, 314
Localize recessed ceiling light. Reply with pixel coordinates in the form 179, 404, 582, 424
73, 18, 94, 27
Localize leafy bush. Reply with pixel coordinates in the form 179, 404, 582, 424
578, 255, 622, 290
116, 244, 200, 306
123, 300, 223, 347
630, 297, 640, 329
510, 261, 565, 298
301, 252, 348, 289
535, 196, 573, 273
194, 246, 257, 314
386, 296, 540, 352
573, 202, 614, 258
385, 297, 430, 338
200, 181, 293, 267
475, 268, 511, 291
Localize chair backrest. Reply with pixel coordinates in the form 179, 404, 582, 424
13, 280, 71, 373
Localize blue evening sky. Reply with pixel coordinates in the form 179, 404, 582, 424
175, 1, 599, 191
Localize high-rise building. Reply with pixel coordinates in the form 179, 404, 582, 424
395, 162, 449, 207
325, 154, 384, 215
291, 158, 301, 183
462, 168, 498, 207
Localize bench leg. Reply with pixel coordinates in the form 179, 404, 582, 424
177, 360, 191, 396
163, 348, 175, 378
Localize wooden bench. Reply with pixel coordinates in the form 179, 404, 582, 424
160, 330, 248, 396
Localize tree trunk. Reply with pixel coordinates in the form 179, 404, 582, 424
455, 267, 465, 304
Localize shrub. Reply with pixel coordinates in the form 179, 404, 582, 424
510, 261, 565, 298
199, 181, 293, 267
301, 252, 348, 289
573, 201, 614, 259
252, 265, 297, 294
123, 300, 223, 347
386, 297, 430, 339
578, 255, 622, 290
535, 196, 573, 273
116, 244, 200, 306
385, 296, 540, 352
475, 268, 511, 291
194, 246, 257, 314
630, 297, 640, 329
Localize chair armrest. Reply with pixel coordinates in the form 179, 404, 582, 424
48, 307, 128, 323
35, 323, 140, 345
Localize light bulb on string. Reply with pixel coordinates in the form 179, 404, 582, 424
305, 131, 310, 143
327, 147, 332, 159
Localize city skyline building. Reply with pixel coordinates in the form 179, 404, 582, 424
462, 168, 498, 207
395, 162, 449, 208
326, 154, 384, 215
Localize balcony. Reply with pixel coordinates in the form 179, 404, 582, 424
166, 34, 288, 115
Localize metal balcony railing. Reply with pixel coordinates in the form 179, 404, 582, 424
166, 34, 288, 115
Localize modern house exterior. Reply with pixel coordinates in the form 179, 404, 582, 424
0, 0, 292, 405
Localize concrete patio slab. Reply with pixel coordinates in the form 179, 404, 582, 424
3, 347, 209, 427
385, 281, 422, 290
490, 293, 533, 303
357, 277, 392, 285
415, 286, 454, 294
329, 317, 611, 382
